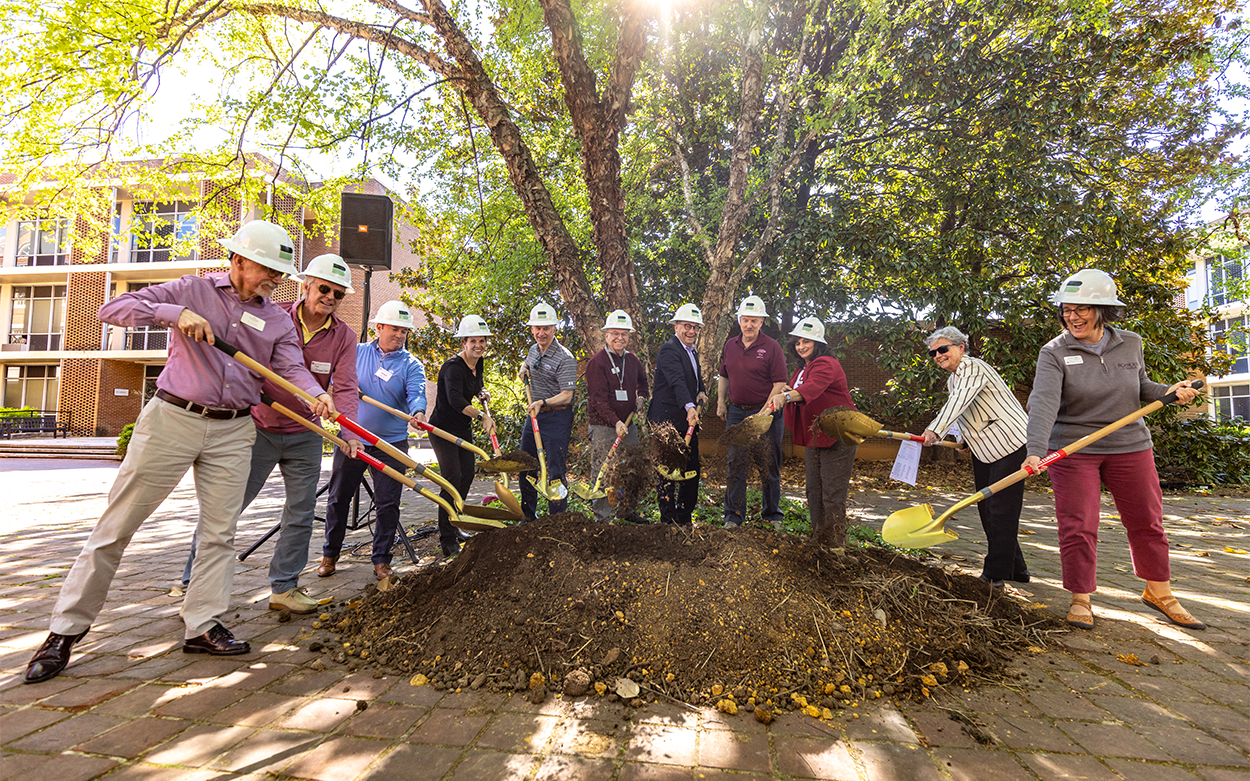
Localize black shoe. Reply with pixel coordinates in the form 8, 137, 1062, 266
24, 629, 89, 684
183, 623, 250, 655
441, 540, 461, 558
978, 574, 1005, 588
1010, 570, 1031, 584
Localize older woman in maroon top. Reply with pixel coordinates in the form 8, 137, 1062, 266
767, 317, 857, 546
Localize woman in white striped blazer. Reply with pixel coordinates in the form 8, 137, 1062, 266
921, 327, 1031, 586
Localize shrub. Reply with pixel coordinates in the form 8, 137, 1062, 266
1152, 415, 1250, 485
116, 423, 135, 458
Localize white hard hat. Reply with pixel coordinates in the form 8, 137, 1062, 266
295, 254, 355, 293
670, 303, 704, 325
370, 300, 415, 329
219, 220, 298, 277
789, 316, 827, 344
602, 309, 635, 332
527, 301, 559, 326
454, 315, 493, 338
1052, 269, 1125, 306
736, 294, 770, 319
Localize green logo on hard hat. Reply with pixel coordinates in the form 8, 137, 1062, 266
1064, 281, 1083, 292
803, 323, 813, 331
332, 264, 347, 277
691, 307, 700, 314
279, 245, 293, 261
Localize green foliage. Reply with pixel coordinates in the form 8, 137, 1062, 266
1152, 413, 1250, 485
115, 423, 134, 458
0, 407, 38, 417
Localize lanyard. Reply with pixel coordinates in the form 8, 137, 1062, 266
606, 349, 627, 391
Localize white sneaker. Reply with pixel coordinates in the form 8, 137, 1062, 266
269, 587, 318, 614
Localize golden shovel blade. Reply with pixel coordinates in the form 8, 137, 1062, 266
881, 504, 960, 548
720, 414, 774, 446
527, 475, 566, 501
817, 408, 880, 446
460, 504, 524, 522
569, 481, 607, 500
450, 516, 508, 532
479, 452, 540, 473
654, 465, 698, 481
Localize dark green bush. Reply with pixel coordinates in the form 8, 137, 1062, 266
1152, 415, 1250, 485
115, 423, 135, 458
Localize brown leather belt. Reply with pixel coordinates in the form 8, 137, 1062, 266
156, 390, 250, 420
542, 404, 572, 412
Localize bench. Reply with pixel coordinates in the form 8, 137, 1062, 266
0, 410, 71, 439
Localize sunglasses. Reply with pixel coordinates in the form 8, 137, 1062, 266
317, 284, 346, 300
928, 345, 953, 357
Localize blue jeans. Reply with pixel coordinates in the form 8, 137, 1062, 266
520, 407, 574, 520
324, 439, 408, 565
182, 427, 322, 593
723, 402, 784, 525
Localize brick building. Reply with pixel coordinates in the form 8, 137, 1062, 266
0, 160, 427, 436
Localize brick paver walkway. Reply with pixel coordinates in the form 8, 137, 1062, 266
1, 449, 1247, 780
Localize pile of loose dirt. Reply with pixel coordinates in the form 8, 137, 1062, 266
321, 516, 1061, 718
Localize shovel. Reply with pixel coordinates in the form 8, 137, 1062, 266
523, 378, 565, 501
479, 396, 525, 517
720, 400, 778, 447
816, 408, 959, 449
209, 337, 475, 508
571, 413, 634, 500
882, 380, 1203, 548
655, 410, 699, 481
359, 393, 491, 460
259, 395, 505, 534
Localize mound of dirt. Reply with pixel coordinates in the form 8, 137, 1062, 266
322, 516, 1061, 717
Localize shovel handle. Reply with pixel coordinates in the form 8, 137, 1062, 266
879, 430, 962, 449
481, 397, 503, 456
523, 381, 550, 487
360, 393, 490, 459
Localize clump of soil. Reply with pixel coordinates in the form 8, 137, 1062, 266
325, 516, 1060, 716
606, 443, 656, 511
648, 422, 690, 470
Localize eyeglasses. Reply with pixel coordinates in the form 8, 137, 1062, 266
1061, 305, 1094, 318
317, 284, 346, 300
261, 266, 287, 280
928, 345, 953, 358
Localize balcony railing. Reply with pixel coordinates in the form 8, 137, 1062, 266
124, 329, 168, 351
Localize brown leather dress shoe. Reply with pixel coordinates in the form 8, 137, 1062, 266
183, 623, 251, 655
317, 557, 337, 577
24, 629, 89, 684
374, 562, 394, 580
1141, 589, 1206, 630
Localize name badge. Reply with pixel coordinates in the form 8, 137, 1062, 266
241, 312, 266, 331
310, 361, 331, 374
375, 367, 393, 382
615, 390, 629, 401
1064, 355, 1083, 365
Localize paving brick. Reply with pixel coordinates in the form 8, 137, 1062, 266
0, 752, 54, 780
931, 748, 1034, 781
700, 706, 769, 733
1183, 681, 1250, 710
206, 661, 296, 690
160, 658, 253, 685
0, 706, 67, 743
142, 723, 255, 766
697, 727, 770, 773
445, 748, 540, 779
73, 715, 187, 757
63, 654, 136, 678
91, 766, 221, 781
1134, 724, 1250, 767
0, 677, 82, 707
547, 717, 624, 759
771, 737, 858, 779
625, 723, 698, 766
475, 712, 558, 753
984, 715, 1081, 753
687, 770, 770, 781
1212, 728, 1250, 755
854, 742, 944, 781
0, 752, 116, 781
843, 704, 918, 743
437, 689, 507, 711
407, 708, 490, 747
206, 691, 304, 726
266, 668, 346, 696
1057, 721, 1172, 760
6, 712, 127, 752
616, 763, 693, 781
1120, 673, 1213, 703
355, 743, 461, 781
768, 711, 843, 738
904, 708, 986, 749
278, 735, 390, 781
208, 728, 322, 774
278, 696, 359, 732
532, 755, 616, 781
1104, 758, 1205, 780
1198, 770, 1250, 781
1023, 689, 1109, 721
1022, 752, 1116, 779
152, 684, 249, 719
1088, 694, 1189, 726
340, 703, 426, 739
635, 702, 701, 729
378, 681, 444, 708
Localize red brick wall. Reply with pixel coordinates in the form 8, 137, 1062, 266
96, 360, 144, 435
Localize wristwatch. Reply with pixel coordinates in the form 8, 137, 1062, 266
783, 392, 792, 403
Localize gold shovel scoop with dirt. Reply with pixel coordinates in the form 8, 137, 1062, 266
523, 377, 565, 502
572, 414, 634, 500
882, 381, 1203, 548
654, 410, 699, 481
720, 400, 779, 447
817, 408, 962, 449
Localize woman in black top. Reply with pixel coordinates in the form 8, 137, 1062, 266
429, 316, 496, 557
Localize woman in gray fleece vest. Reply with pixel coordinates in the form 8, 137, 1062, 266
1023, 269, 1203, 631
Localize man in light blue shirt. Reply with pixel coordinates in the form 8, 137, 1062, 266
320, 301, 427, 580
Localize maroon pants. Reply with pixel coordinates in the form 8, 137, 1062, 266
1047, 448, 1170, 594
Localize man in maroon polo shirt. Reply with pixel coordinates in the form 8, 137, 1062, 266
717, 295, 788, 528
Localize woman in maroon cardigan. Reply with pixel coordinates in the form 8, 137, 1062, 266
767, 317, 857, 546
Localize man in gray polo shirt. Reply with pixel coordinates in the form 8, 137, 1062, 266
519, 301, 578, 520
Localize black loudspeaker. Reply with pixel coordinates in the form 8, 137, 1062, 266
340, 193, 393, 269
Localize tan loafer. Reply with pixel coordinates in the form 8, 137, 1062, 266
317, 557, 337, 578
269, 587, 318, 614
1141, 589, 1205, 630
1066, 596, 1094, 630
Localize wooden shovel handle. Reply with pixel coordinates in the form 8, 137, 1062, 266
359, 393, 489, 459
879, 430, 963, 449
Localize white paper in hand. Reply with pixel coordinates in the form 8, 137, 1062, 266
890, 440, 922, 486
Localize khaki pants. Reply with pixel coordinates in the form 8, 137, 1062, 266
50, 398, 256, 639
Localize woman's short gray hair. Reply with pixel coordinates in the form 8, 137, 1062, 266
923, 326, 968, 349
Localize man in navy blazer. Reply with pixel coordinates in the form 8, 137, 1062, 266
648, 304, 708, 525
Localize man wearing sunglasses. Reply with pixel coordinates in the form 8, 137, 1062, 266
180, 253, 362, 614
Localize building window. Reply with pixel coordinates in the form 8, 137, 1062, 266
9, 285, 67, 351
1212, 315, 1249, 376
142, 364, 163, 407
119, 283, 169, 350
1209, 254, 1244, 307
15, 218, 70, 267
130, 201, 198, 263
3, 365, 59, 410
1213, 384, 1250, 422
